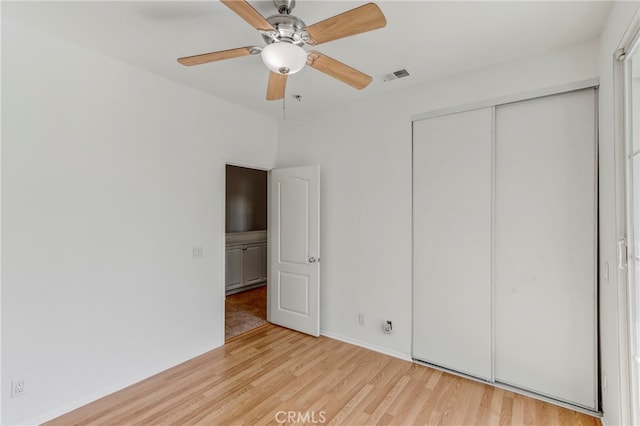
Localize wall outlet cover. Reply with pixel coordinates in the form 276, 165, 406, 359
358, 313, 365, 325
11, 379, 25, 398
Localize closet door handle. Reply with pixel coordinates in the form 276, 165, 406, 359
309, 257, 317, 263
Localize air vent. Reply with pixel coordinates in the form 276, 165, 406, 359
382, 68, 411, 82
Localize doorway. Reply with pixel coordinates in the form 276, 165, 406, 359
224, 164, 268, 340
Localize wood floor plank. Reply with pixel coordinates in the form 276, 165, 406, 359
363, 359, 413, 414
385, 366, 430, 422
511, 394, 526, 425
324, 383, 374, 425
522, 394, 538, 425
500, 394, 514, 425
367, 374, 412, 424
388, 382, 430, 425
459, 380, 487, 425
45, 324, 601, 426
475, 386, 497, 425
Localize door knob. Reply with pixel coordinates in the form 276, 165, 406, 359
309, 257, 317, 263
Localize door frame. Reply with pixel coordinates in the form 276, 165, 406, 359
221, 160, 272, 341
614, 10, 640, 424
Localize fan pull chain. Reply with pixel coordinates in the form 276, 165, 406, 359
282, 92, 286, 120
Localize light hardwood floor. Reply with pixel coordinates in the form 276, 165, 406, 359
47, 325, 600, 425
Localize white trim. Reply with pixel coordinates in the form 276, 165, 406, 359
619, 11, 640, 424
593, 88, 602, 412
266, 170, 272, 323
320, 330, 412, 362
24, 342, 223, 425
221, 161, 228, 342
410, 121, 416, 363
412, 78, 599, 122
490, 105, 496, 383
222, 160, 273, 342
225, 159, 271, 171
612, 63, 632, 426
618, 13, 640, 62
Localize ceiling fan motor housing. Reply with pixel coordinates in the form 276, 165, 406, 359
263, 14, 308, 46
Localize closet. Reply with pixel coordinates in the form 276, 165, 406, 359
412, 87, 598, 411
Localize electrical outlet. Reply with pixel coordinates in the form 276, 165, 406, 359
11, 379, 25, 398
384, 320, 392, 334
358, 313, 365, 326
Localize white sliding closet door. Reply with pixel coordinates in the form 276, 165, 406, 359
494, 89, 597, 409
413, 108, 493, 380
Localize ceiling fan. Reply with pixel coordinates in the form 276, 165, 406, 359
177, 0, 387, 101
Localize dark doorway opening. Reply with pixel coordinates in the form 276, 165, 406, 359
224, 165, 268, 340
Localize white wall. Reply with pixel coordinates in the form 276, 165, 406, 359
277, 39, 600, 359
597, 3, 640, 426
1, 18, 278, 425
3, 4, 635, 424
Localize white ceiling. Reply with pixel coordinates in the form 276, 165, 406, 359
3, 1, 613, 118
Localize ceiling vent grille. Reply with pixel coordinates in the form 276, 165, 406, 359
382, 68, 410, 82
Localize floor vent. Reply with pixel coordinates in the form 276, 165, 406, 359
382, 68, 410, 82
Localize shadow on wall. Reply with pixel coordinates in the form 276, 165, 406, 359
226, 165, 267, 233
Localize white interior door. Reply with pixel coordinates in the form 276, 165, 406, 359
413, 107, 493, 380
269, 165, 320, 336
494, 89, 597, 409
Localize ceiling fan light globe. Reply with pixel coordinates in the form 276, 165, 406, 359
261, 42, 307, 75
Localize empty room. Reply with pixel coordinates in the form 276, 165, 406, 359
2, 1, 640, 425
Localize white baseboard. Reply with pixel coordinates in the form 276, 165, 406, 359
25, 374, 160, 426
320, 330, 412, 362
25, 341, 224, 425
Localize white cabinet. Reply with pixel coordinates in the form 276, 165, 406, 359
243, 243, 265, 285
225, 231, 267, 294
225, 246, 244, 289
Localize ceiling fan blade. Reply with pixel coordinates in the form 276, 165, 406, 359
305, 3, 386, 46
266, 72, 288, 100
220, 0, 275, 32
306, 51, 372, 90
178, 47, 255, 66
